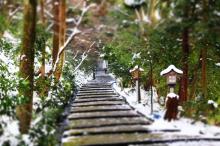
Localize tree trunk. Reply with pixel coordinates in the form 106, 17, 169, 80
201, 47, 207, 98
97, 0, 107, 16
16, 0, 37, 134
54, 0, 66, 80
179, 6, 190, 103
201, 0, 209, 98
179, 28, 189, 103
40, 0, 46, 25
40, 0, 46, 77
52, 0, 60, 66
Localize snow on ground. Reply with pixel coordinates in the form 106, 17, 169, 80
111, 76, 220, 140
168, 141, 220, 146
0, 50, 19, 74
0, 116, 19, 146
1, 31, 19, 73
74, 70, 93, 87
3, 31, 20, 46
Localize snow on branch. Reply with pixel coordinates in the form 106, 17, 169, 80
76, 2, 96, 26
73, 51, 79, 60
52, 28, 81, 72
51, 2, 96, 74
9, 6, 22, 18
44, 9, 54, 19
46, 22, 54, 31
73, 42, 95, 73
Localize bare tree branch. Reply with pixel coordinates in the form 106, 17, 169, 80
9, 6, 22, 18
73, 42, 95, 73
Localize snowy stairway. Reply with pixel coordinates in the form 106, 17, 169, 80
61, 81, 156, 146
61, 62, 220, 146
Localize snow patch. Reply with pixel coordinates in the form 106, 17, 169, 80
132, 52, 141, 60
208, 100, 218, 108
0, 52, 19, 73
3, 31, 20, 45
124, 0, 145, 6
129, 65, 144, 72
0, 116, 20, 146
74, 70, 93, 87
215, 63, 220, 67
155, 10, 161, 20
143, 15, 151, 23
20, 54, 26, 61
167, 92, 179, 99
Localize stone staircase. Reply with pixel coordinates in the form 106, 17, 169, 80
61, 74, 155, 146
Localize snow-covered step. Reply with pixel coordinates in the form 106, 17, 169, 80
77, 92, 115, 96
62, 133, 161, 146
81, 84, 111, 88
78, 90, 113, 94
68, 110, 139, 120
74, 97, 124, 103
63, 125, 150, 137
76, 94, 119, 99
70, 105, 131, 113
65, 117, 151, 130
79, 87, 112, 91
71, 100, 125, 107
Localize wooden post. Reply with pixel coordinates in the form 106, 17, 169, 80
164, 93, 179, 121
136, 79, 141, 103
150, 62, 153, 114
93, 67, 96, 80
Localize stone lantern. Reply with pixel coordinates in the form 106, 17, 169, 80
160, 65, 183, 92
160, 65, 183, 121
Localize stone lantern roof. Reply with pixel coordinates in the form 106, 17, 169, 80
160, 65, 183, 76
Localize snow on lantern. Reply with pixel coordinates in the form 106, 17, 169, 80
130, 65, 144, 103
160, 65, 183, 87
130, 65, 144, 80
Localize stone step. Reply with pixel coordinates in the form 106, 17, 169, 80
80, 87, 112, 90
63, 125, 150, 137
78, 90, 113, 94
68, 110, 139, 120
72, 100, 125, 107
82, 84, 111, 88
84, 82, 112, 84
77, 92, 116, 96
79, 88, 113, 92
74, 98, 124, 103
75, 96, 120, 100
76, 94, 119, 99
70, 108, 131, 114
65, 117, 151, 130
70, 105, 131, 113
62, 133, 162, 146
